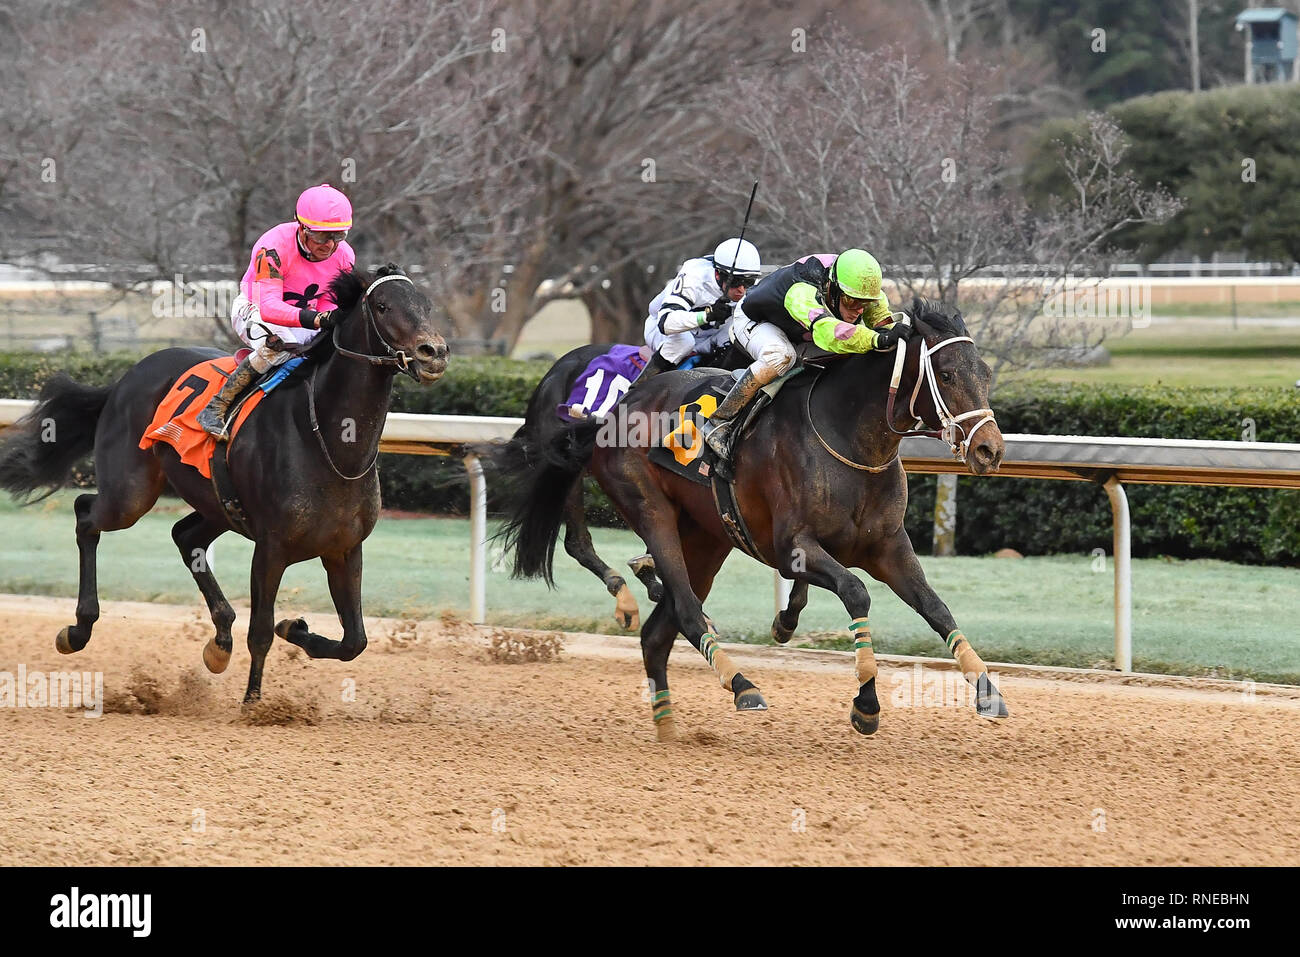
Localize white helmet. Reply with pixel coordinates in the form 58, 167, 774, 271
713, 237, 761, 281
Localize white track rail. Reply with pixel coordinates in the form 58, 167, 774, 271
4, 399, 1300, 670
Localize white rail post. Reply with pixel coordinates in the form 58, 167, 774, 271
774, 572, 794, 617
1103, 476, 1132, 672
463, 453, 487, 625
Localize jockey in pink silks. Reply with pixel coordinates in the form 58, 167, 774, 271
197, 184, 357, 438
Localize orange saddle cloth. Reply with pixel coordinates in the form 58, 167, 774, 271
139, 357, 269, 479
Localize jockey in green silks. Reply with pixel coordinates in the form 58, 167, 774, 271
704, 248, 913, 463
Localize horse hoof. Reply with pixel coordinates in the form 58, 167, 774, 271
202, 638, 231, 675
613, 584, 640, 632
734, 688, 768, 712
55, 627, 76, 655
647, 582, 664, 603
627, 554, 655, 574
275, 618, 307, 640
849, 702, 881, 736
771, 618, 794, 644
975, 672, 1009, 720
654, 717, 678, 742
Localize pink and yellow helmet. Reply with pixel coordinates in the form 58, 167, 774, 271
295, 184, 353, 231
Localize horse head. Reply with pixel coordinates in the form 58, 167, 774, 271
327, 264, 449, 383
903, 297, 1004, 475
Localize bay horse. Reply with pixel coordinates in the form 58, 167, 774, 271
0, 265, 448, 703
496, 298, 1007, 740
492, 342, 744, 630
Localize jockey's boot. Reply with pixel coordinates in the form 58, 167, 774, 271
624, 349, 674, 393
197, 357, 260, 440
704, 368, 765, 465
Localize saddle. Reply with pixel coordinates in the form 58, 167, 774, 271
139, 353, 306, 536
647, 355, 831, 560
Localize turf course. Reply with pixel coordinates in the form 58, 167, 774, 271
1003, 318, 1300, 389
2, 491, 1297, 683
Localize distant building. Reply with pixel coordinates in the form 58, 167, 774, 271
1235, 8, 1299, 83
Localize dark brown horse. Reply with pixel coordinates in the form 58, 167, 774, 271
496, 298, 1007, 740
0, 265, 448, 703
491, 342, 745, 630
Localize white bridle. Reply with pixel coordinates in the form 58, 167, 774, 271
886, 313, 997, 462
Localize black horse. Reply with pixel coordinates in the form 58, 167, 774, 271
0, 265, 448, 703
491, 342, 744, 630
496, 299, 1007, 740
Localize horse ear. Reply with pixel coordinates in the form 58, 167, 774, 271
911, 295, 923, 318
378, 262, 405, 278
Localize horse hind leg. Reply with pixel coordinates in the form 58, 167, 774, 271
640, 598, 680, 742
171, 512, 235, 673
771, 578, 809, 644
58, 461, 164, 654
674, 524, 766, 714
627, 553, 664, 603
783, 536, 883, 735
560, 481, 640, 630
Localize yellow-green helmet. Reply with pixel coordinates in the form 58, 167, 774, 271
831, 248, 883, 300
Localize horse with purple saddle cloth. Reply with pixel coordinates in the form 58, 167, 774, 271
556, 344, 649, 422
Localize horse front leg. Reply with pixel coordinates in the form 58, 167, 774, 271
781, 534, 882, 735
276, 545, 367, 661
862, 528, 1008, 721
245, 543, 287, 704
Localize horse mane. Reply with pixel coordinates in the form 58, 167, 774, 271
327, 262, 408, 316
296, 263, 408, 364
910, 296, 969, 338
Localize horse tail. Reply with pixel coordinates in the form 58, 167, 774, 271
492, 416, 602, 586
0, 374, 111, 502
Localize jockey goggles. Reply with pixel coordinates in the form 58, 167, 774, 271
722, 272, 760, 290
300, 226, 349, 244
838, 290, 877, 310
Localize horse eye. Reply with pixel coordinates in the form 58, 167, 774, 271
940, 371, 954, 384
376, 302, 387, 313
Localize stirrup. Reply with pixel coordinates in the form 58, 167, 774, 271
704, 419, 735, 462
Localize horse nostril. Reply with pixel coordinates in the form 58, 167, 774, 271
417, 341, 448, 363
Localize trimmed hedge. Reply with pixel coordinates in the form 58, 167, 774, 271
2, 354, 1296, 563
904, 382, 1300, 564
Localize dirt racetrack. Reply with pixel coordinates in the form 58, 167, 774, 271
1, 593, 1297, 866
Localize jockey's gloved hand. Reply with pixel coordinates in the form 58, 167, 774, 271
872, 322, 914, 351
703, 295, 733, 327
314, 310, 336, 331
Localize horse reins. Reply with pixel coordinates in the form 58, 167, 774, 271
307, 273, 419, 481
808, 312, 997, 470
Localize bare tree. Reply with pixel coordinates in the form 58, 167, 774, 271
715, 42, 1180, 382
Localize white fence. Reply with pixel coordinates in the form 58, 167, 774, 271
3, 400, 1300, 672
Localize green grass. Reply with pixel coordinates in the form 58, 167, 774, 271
3, 491, 1299, 683
1151, 300, 1300, 320
1004, 319, 1300, 389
